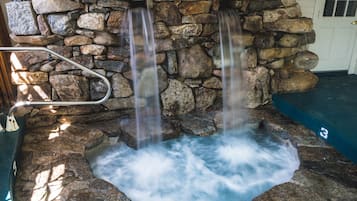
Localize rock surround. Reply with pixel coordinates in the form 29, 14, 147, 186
14, 105, 357, 201
6, 0, 319, 118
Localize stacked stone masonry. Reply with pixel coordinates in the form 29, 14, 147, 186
6, 0, 319, 117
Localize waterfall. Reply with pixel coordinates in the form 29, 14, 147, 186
218, 10, 246, 133
127, 8, 162, 148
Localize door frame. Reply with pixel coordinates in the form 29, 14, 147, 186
312, 0, 357, 74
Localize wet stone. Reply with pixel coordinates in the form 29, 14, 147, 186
179, 113, 216, 136
120, 118, 180, 149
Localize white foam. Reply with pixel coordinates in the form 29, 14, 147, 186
90, 130, 300, 201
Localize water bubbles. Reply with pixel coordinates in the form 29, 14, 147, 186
89, 127, 299, 201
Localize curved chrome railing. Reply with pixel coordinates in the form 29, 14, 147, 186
0, 47, 112, 116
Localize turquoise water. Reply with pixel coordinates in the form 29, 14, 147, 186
89, 127, 299, 201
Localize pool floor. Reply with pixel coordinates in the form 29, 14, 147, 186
273, 73, 357, 163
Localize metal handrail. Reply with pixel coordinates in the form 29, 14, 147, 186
0, 47, 112, 115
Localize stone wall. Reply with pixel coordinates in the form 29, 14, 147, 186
5, 0, 318, 120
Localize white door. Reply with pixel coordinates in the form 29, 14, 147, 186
310, 0, 357, 73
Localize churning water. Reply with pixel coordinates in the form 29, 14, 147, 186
89, 127, 299, 201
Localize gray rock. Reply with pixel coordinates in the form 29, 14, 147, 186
37, 15, 51, 36
254, 34, 275, 48
157, 65, 169, 92
294, 51, 319, 70
93, 32, 120, 46
90, 79, 108, 100
50, 74, 89, 101
263, 5, 302, 23
154, 22, 170, 39
182, 14, 218, 24
107, 47, 130, 60
178, 45, 213, 78
112, 73, 133, 98
169, 24, 203, 37
47, 14, 76, 36
107, 10, 125, 33
178, 1, 212, 15
47, 46, 72, 61
6, 1, 39, 35
242, 48, 258, 69
32, 0, 83, 14
97, 0, 129, 8
265, 18, 313, 33
195, 87, 217, 111
179, 113, 216, 136
161, 79, 195, 116
277, 71, 319, 93
166, 51, 178, 75
77, 13, 105, 31
154, 2, 182, 26
94, 60, 128, 72
243, 67, 271, 108
81, 45, 106, 56
103, 97, 136, 110
120, 118, 180, 149
10, 34, 62, 46
243, 15, 263, 32
64, 35, 92, 46
203, 77, 222, 89
56, 55, 94, 71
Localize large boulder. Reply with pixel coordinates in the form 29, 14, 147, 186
243, 67, 271, 108
178, 45, 213, 78
278, 71, 319, 93
6, 1, 39, 35
161, 79, 195, 115
294, 51, 319, 70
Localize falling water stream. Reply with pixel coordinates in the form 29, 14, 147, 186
121, 8, 162, 148
89, 8, 300, 201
